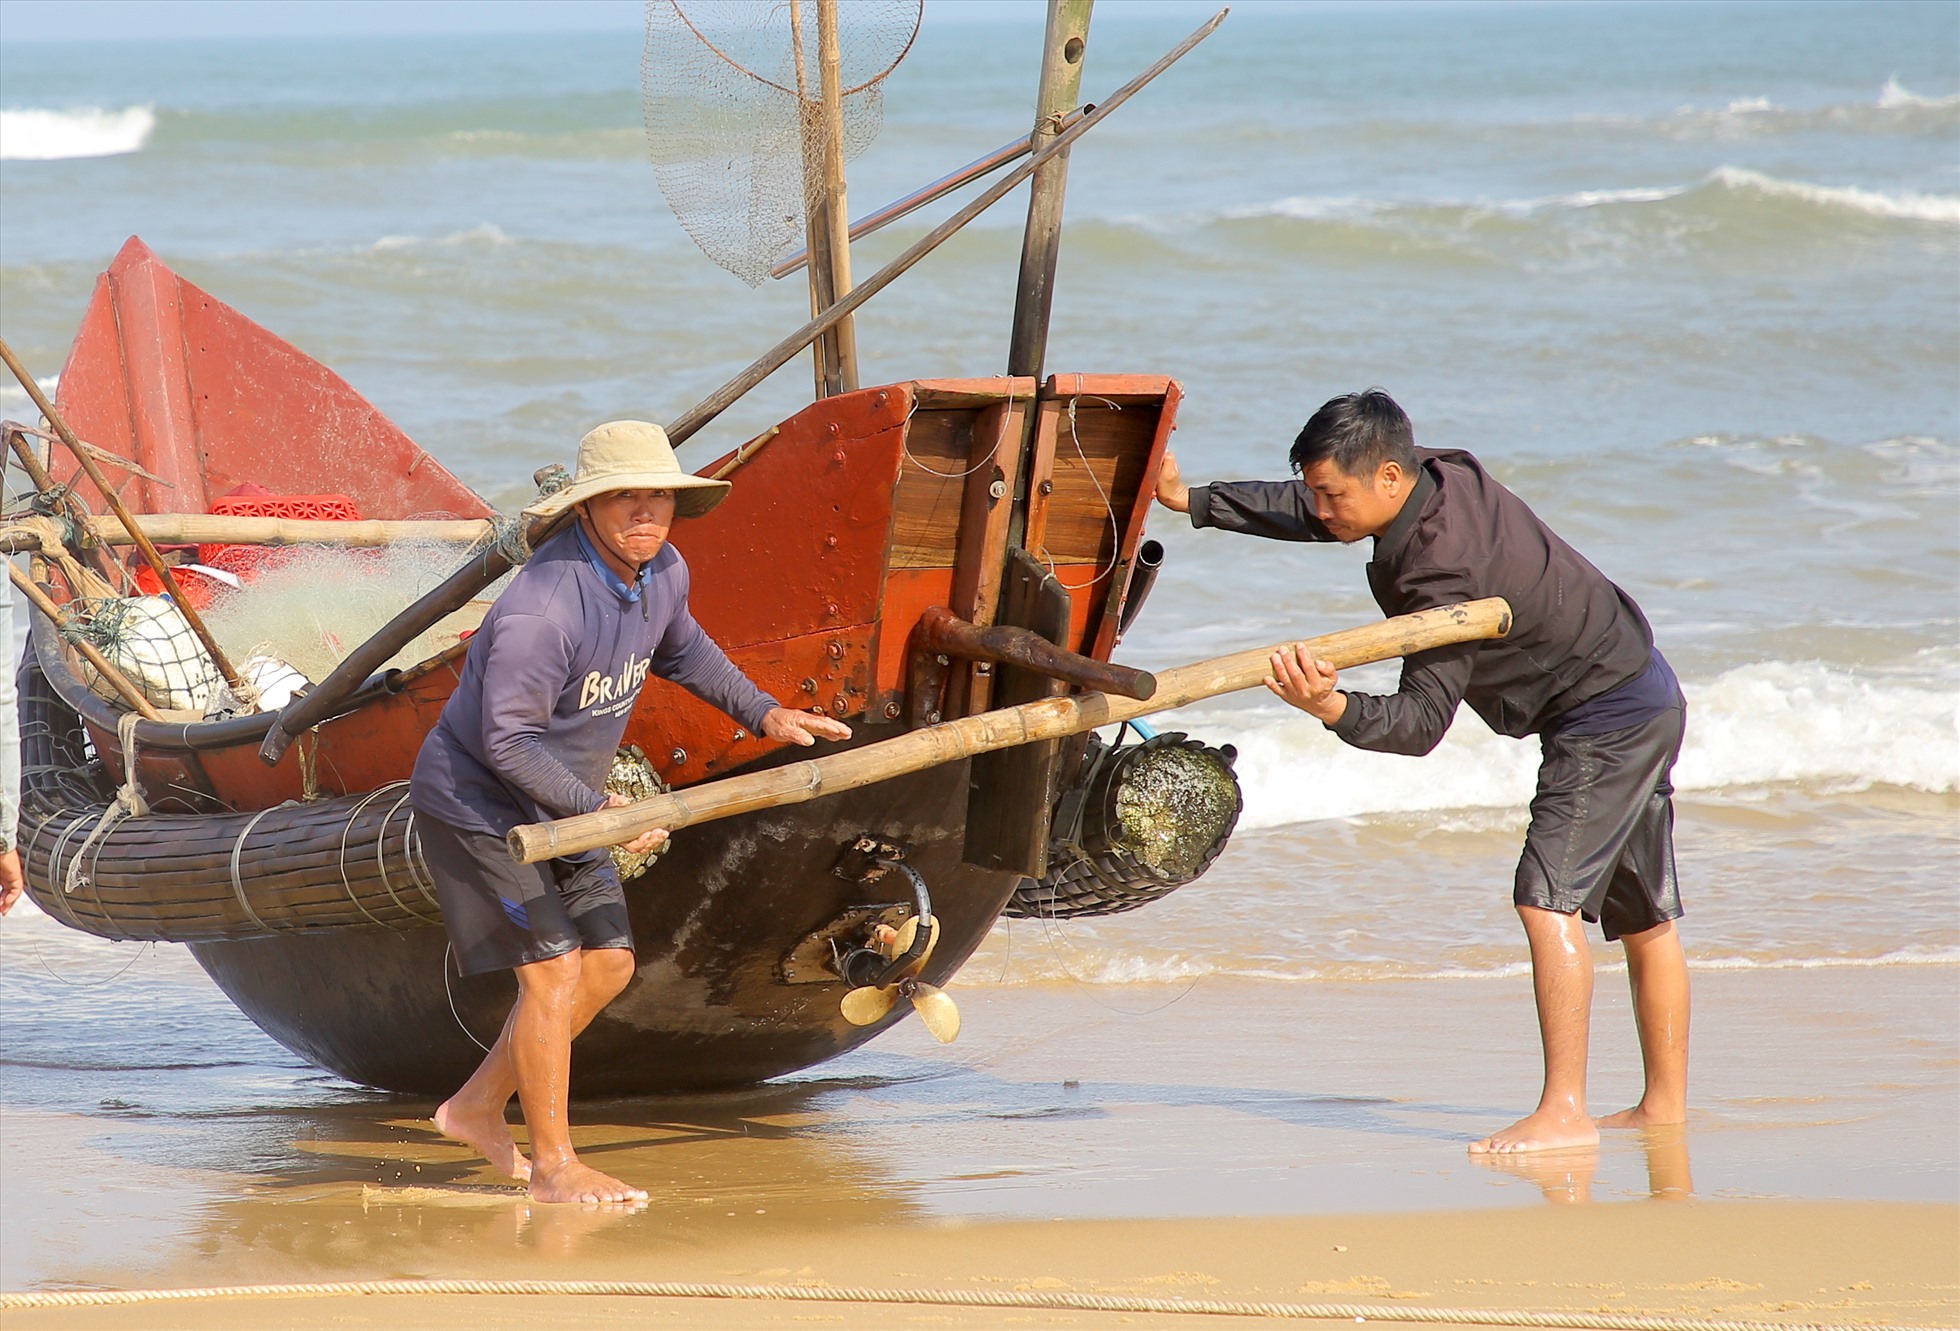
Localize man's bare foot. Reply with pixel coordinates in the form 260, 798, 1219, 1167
1469, 1109, 1599, 1154
529, 1159, 648, 1205
1596, 1100, 1686, 1130
434, 1098, 532, 1183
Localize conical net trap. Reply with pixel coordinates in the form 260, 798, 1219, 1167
643, 0, 923, 286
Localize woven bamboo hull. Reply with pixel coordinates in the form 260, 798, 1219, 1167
17, 238, 1176, 1095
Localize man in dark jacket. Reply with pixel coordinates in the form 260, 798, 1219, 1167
412, 420, 851, 1203
1157, 389, 1689, 1153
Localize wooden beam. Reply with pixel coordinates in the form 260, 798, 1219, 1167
508, 597, 1513, 862
1006, 0, 1095, 382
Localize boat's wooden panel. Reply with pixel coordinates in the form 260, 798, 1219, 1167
53, 237, 489, 525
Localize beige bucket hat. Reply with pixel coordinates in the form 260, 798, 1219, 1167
522, 420, 731, 521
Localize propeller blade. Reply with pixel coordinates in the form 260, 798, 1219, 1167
840, 985, 898, 1026
909, 982, 961, 1044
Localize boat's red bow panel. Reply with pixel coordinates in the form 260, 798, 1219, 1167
53, 237, 490, 521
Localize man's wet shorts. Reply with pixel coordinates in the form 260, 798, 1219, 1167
417, 813, 634, 976
1515, 701, 1686, 941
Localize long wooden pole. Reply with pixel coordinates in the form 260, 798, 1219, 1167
1007, 0, 1095, 381
664, 9, 1228, 446
0, 337, 245, 692
769, 109, 1089, 281
9, 562, 163, 721
508, 597, 1511, 863
816, 0, 859, 393
45, 513, 497, 549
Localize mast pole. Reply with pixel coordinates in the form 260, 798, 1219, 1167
1006, 0, 1094, 381
788, 0, 843, 399
816, 0, 859, 392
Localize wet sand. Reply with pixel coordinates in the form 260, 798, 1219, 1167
4, 964, 1955, 1327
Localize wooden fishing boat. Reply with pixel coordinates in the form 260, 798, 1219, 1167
8, 233, 1193, 1095
3, 10, 1527, 1102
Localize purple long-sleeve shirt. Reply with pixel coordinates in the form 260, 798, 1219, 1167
410, 524, 777, 840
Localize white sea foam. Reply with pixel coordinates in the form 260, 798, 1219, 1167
1708, 165, 1960, 223
0, 106, 155, 161
370, 222, 514, 252
1165, 659, 1958, 832
1877, 77, 1960, 110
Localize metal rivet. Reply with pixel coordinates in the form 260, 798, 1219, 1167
826, 641, 845, 659
833, 449, 846, 463
934, 654, 949, 666
988, 479, 1007, 500
873, 390, 888, 407
825, 601, 839, 617
824, 534, 839, 549
1038, 479, 1053, 496
927, 710, 941, 724
974, 663, 992, 675
827, 422, 840, 436
801, 677, 818, 693
669, 747, 687, 765
732, 728, 746, 741
832, 698, 848, 716
883, 702, 900, 719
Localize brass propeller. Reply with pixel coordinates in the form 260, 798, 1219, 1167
839, 913, 959, 1042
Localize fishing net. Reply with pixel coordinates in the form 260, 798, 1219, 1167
642, 0, 922, 286
74, 595, 223, 713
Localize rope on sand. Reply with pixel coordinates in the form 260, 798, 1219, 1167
0, 1278, 1903, 1329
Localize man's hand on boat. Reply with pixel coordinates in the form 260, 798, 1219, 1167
1155, 448, 1191, 513
760, 706, 854, 748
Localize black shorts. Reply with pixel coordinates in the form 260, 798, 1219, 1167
417, 813, 633, 977
1514, 702, 1686, 942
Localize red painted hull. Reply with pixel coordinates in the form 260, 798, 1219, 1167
19, 239, 1177, 1094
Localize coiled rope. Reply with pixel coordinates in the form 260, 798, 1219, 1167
0, 1278, 1899, 1329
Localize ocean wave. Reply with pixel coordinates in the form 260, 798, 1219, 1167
1162, 658, 1958, 832
370, 222, 515, 252
1877, 77, 1960, 110
1131, 166, 1958, 238
1707, 165, 1960, 223
0, 106, 155, 161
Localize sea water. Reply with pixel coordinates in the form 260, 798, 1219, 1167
0, 1, 1955, 1276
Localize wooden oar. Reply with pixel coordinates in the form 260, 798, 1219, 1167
508, 597, 1512, 864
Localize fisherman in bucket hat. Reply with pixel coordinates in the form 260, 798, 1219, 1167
411, 420, 852, 1205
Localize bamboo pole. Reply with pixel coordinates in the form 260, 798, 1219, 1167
67, 513, 496, 549
9, 562, 163, 721
0, 337, 245, 691
509, 597, 1511, 863
816, 0, 859, 393
788, 0, 840, 400
769, 109, 1088, 281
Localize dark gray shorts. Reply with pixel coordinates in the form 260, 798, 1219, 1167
417, 814, 633, 977
1514, 702, 1686, 942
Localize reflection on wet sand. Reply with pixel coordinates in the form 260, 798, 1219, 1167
1470, 1126, 1695, 1203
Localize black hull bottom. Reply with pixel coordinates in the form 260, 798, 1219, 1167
188, 746, 1016, 1097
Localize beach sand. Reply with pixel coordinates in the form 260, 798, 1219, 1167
4, 964, 1954, 1329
